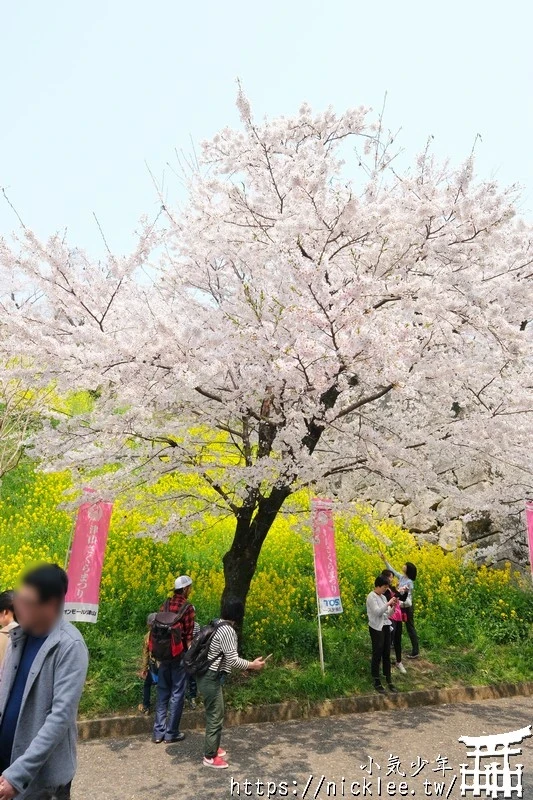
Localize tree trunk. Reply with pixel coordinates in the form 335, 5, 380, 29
220, 378, 339, 624
221, 485, 291, 619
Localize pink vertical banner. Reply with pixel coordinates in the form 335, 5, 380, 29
311, 498, 343, 616
64, 500, 113, 623
526, 500, 533, 580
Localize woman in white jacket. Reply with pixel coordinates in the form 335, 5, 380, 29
366, 576, 399, 693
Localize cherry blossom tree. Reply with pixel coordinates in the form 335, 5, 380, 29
0, 367, 52, 479
1, 93, 532, 612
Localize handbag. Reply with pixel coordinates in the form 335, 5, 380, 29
390, 603, 403, 622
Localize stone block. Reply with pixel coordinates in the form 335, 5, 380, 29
438, 520, 463, 551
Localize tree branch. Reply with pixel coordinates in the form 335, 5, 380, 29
334, 383, 395, 420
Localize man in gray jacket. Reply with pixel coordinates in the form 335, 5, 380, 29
0, 564, 88, 800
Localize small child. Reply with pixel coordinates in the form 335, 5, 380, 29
138, 612, 159, 715
187, 616, 201, 710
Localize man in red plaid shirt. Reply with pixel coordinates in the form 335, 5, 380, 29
152, 576, 196, 744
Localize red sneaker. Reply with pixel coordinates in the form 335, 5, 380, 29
217, 748, 227, 758
203, 755, 229, 769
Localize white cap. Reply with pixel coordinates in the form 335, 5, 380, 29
174, 575, 193, 590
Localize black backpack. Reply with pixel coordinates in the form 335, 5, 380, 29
183, 620, 231, 677
149, 601, 191, 662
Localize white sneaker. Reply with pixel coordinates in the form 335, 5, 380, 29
397, 662, 407, 674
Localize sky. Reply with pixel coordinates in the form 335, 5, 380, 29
1, 0, 532, 257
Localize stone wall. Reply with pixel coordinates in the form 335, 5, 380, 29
372, 491, 528, 568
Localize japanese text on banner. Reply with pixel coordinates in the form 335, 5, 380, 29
64, 500, 113, 623
312, 498, 343, 616
526, 499, 533, 579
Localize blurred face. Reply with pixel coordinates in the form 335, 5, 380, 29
402, 564, 407, 575
14, 585, 61, 635
183, 585, 192, 599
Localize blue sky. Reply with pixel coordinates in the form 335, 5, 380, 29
1, 0, 532, 256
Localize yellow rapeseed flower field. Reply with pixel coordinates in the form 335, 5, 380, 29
1, 460, 531, 656
2, 461, 532, 715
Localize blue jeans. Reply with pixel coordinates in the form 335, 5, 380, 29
153, 660, 187, 741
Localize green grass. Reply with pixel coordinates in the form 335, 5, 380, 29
1, 459, 532, 718
78, 619, 533, 718
80, 631, 143, 716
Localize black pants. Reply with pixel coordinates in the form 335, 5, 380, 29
24, 784, 72, 800
143, 670, 155, 709
391, 620, 402, 663
405, 605, 419, 656
187, 675, 198, 699
369, 626, 391, 685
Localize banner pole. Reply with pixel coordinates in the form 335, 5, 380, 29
63, 518, 76, 572
525, 499, 533, 582
316, 587, 325, 676
311, 513, 326, 675
311, 496, 342, 676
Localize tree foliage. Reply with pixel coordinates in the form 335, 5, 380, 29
1, 94, 531, 606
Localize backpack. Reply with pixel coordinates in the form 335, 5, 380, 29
149, 601, 191, 662
183, 620, 232, 677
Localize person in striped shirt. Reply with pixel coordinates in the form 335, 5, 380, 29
197, 599, 265, 770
